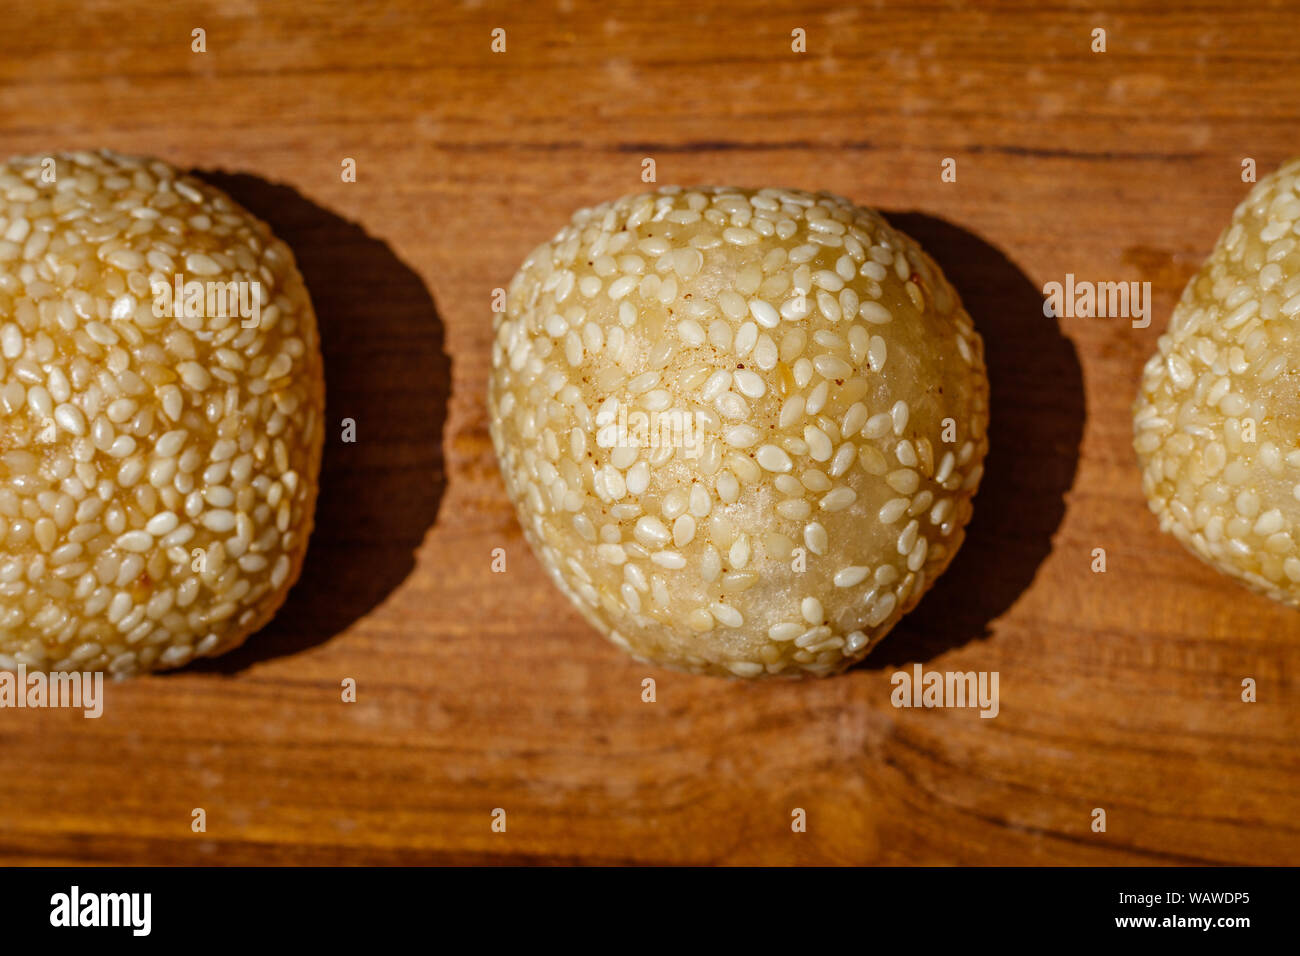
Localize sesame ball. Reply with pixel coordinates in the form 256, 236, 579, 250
490, 186, 989, 677
0, 151, 324, 675
1134, 158, 1300, 603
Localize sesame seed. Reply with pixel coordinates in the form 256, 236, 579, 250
820, 486, 857, 511
867, 335, 888, 372
184, 252, 221, 276
733, 368, 766, 398
677, 319, 706, 346
803, 521, 829, 555
724, 425, 762, 448
634, 516, 671, 548
106, 248, 145, 271
776, 499, 812, 520
728, 534, 751, 569
749, 299, 779, 328
53, 403, 87, 436
834, 566, 870, 588
723, 227, 759, 246
875, 498, 906, 525
116, 531, 153, 552
859, 301, 893, 324
801, 596, 823, 624
813, 353, 852, 381
756, 444, 794, 472
673, 514, 696, 547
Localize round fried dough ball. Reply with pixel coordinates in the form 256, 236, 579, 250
0, 150, 324, 675
1135, 158, 1300, 604
490, 186, 988, 678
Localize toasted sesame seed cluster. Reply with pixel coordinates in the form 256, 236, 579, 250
1135, 158, 1300, 604
490, 186, 989, 677
0, 150, 324, 675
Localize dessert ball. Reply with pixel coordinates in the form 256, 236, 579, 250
0, 150, 324, 675
1135, 158, 1300, 604
490, 186, 988, 677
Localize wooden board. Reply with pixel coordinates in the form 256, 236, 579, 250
0, 0, 1297, 866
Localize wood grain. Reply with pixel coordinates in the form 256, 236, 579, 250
0, 0, 1297, 865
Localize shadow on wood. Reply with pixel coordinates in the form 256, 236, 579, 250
870, 211, 1084, 667
185, 172, 451, 673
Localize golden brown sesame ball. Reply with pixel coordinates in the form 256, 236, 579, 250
0, 150, 324, 675
1135, 158, 1300, 603
490, 186, 989, 678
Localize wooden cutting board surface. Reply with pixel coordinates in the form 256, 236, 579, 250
0, 0, 1296, 865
